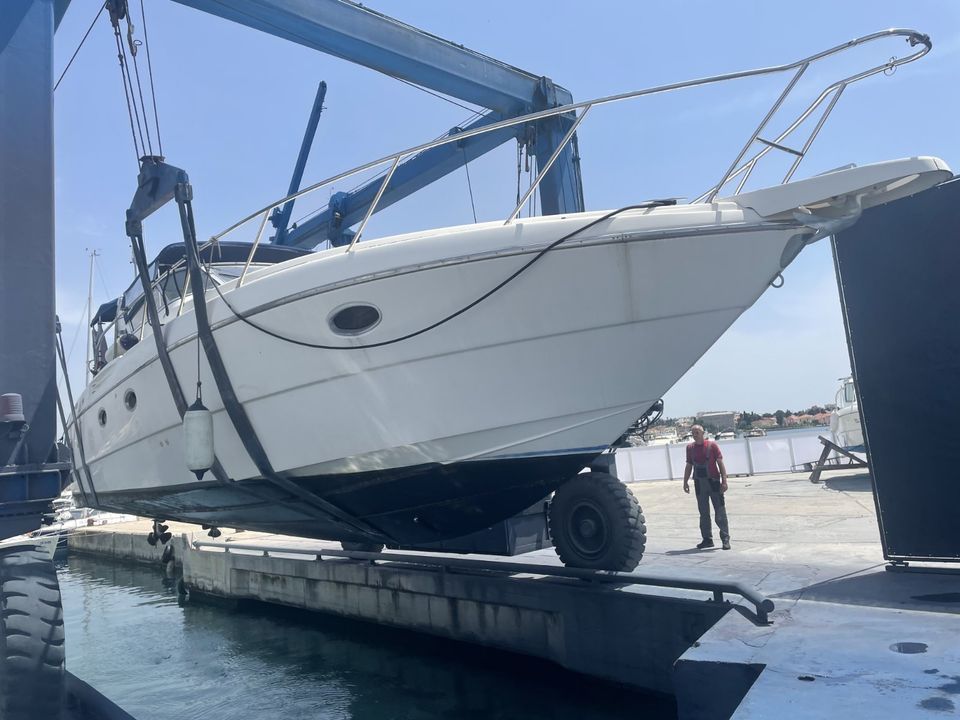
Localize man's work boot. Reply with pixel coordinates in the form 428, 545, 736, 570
722, 539, 731, 550
696, 538, 714, 549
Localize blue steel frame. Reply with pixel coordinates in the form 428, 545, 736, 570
0, 0, 70, 540
171, 0, 585, 247
270, 81, 327, 245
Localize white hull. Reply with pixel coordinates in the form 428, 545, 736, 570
69, 158, 949, 542
0, 534, 58, 560
831, 376, 865, 450
831, 404, 864, 449
77, 205, 788, 485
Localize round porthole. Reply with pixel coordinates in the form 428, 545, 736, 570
124, 390, 137, 411
329, 303, 381, 335
98, 409, 107, 426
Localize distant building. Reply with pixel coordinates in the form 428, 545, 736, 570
753, 417, 778, 429
786, 413, 822, 427
696, 410, 737, 430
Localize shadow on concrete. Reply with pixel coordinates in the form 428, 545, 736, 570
822, 473, 873, 493
664, 547, 717, 556
775, 568, 960, 615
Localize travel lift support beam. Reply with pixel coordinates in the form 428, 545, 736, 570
0, 0, 74, 542
170, 0, 585, 247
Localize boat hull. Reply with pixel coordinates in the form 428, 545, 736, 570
72, 202, 802, 544
88, 452, 597, 544
831, 404, 865, 451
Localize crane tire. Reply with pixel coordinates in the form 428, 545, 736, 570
548, 471, 646, 572
0, 547, 65, 720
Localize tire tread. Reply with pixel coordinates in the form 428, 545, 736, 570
0, 547, 65, 719
548, 471, 646, 571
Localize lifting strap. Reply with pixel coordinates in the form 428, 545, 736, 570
124, 158, 388, 544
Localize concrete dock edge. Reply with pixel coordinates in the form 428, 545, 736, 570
179, 535, 731, 695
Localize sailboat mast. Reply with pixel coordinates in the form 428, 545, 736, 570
85, 249, 99, 384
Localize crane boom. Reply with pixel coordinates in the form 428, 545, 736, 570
171, 0, 585, 246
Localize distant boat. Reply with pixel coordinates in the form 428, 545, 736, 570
644, 427, 680, 446
830, 377, 865, 451
715, 430, 737, 441
34, 487, 136, 554
745, 428, 767, 438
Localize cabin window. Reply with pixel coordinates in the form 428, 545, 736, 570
98, 409, 107, 426
124, 390, 137, 411
329, 304, 381, 335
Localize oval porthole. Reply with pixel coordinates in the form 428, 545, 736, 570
329, 304, 381, 335
124, 390, 137, 411
98, 409, 107, 426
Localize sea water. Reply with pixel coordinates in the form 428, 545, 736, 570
59, 555, 676, 719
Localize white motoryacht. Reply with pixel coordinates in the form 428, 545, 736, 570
63, 30, 947, 570
68, 158, 947, 545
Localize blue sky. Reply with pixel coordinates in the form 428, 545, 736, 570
52, 1, 960, 417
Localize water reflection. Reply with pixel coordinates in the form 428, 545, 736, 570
59, 555, 675, 720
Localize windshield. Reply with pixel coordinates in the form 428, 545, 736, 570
122, 261, 156, 312
115, 241, 311, 336
208, 263, 266, 282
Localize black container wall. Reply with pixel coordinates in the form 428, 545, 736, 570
832, 178, 960, 562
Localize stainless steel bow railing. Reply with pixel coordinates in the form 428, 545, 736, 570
200, 30, 931, 292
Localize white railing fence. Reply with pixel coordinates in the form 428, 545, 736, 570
614, 428, 838, 482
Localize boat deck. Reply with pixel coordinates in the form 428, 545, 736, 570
68, 467, 960, 718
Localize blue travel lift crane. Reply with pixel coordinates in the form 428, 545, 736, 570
171, 0, 586, 247
0, 2, 585, 715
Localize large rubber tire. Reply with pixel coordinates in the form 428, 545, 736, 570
340, 541, 384, 554
548, 472, 646, 572
0, 548, 65, 720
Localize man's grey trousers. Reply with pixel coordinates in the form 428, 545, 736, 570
694, 476, 730, 541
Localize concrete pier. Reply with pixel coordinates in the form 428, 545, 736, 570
183, 542, 730, 694
68, 468, 960, 718
68, 520, 196, 566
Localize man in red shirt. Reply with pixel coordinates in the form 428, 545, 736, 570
683, 425, 731, 550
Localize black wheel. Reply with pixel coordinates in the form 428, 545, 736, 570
0, 548, 65, 720
340, 541, 384, 554
548, 472, 646, 571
